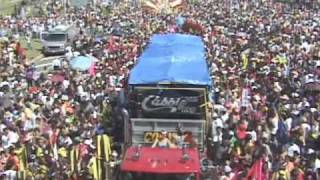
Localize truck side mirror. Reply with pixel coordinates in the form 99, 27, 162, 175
117, 88, 127, 108
40, 32, 49, 42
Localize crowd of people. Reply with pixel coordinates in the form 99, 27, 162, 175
0, 0, 320, 179
204, 1, 320, 180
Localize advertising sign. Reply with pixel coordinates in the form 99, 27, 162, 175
130, 87, 206, 119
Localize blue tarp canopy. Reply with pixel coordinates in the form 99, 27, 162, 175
129, 34, 212, 86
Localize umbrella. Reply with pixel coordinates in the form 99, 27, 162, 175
95, 37, 103, 43
0, 29, 7, 37
182, 19, 204, 34
0, 93, 13, 108
304, 82, 320, 92
176, 16, 186, 27
29, 87, 40, 94
112, 27, 123, 36
51, 74, 65, 83
70, 56, 94, 71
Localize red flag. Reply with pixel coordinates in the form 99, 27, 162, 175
247, 159, 268, 180
89, 63, 96, 77
108, 36, 117, 53
231, 169, 244, 180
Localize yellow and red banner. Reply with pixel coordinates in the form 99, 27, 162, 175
142, 0, 185, 13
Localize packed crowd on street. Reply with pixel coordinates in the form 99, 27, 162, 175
0, 0, 320, 179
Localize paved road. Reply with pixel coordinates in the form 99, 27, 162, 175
70, 0, 89, 7
33, 55, 63, 72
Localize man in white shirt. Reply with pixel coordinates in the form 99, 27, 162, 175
7, 129, 19, 147
1, 128, 10, 149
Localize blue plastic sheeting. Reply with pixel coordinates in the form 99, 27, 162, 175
129, 34, 212, 86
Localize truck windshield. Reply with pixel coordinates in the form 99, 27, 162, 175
44, 34, 67, 42
122, 172, 196, 180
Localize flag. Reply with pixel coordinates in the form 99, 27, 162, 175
70, 146, 80, 174
242, 53, 249, 70
247, 159, 268, 180
231, 169, 244, 180
89, 63, 96, 77
108, 36, 117, 53
277, 55, 288, 65
15, 146, 28, 180
240, 87, 250, 108
15, 146, 28, 171
170, 0, 183, 7
88, 156, 100, 180
96, 134, 112, 180
142, 0, 185, 13
17, 170, 27, 180
50, 129, 60, 160
142, 0, 158, 11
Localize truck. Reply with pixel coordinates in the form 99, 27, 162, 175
40, 24, 78, 56
118, 34, 214, 180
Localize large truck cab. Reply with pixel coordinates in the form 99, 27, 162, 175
40, 25, 78, 56
118, 34, 214, 180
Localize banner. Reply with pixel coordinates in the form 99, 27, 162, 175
130, 87, 206, 119
142, 0, 184, 13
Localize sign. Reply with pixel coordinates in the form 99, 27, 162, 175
130, 88, 206, 119
144, 131, 178, 143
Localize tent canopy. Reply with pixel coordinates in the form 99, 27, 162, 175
129, 34, 212, 87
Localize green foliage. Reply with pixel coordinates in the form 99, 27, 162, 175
0, 0, 22, 16
19, 38, 43, 60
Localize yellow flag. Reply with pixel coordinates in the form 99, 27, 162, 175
96, 135, 112, 180
70, 146, 80, 174
242, 54, 249, 70
58, 147, 68, 158
15, 146, 28, 171
277, 55, 288, 65
88, 156, 100, 180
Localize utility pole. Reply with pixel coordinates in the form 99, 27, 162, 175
63, 0, 66, 17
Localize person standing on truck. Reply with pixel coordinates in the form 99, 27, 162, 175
152, 130, 175, 148
173, 127, 186, 148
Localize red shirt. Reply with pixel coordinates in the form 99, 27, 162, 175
0, 156, 8, 171
7, 155, 20, 171
79, 144, 89, 158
